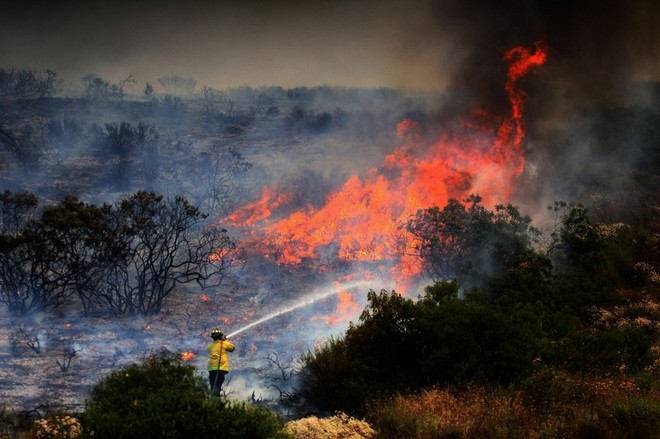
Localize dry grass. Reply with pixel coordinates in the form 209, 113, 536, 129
367, 379, 660, 439
283, 412, 376, 439
368, 386, 534, 438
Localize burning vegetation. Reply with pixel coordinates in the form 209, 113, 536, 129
225, 44, 547, 282
0, 37, 658, 437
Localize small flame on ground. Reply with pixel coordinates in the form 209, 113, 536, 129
64, 322, 72, 329
200, 293, 210, 302
180, 351, 196, 361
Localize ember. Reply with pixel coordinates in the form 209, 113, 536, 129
180, 351, 196, 361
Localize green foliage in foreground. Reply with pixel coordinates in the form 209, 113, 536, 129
81, 350, 286, 439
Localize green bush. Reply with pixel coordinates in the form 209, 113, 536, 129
81, 350, 285, 438
200, 402, 289, 439
298, 283, 540, 414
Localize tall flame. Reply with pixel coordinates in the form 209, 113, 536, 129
225, 43, 547, 287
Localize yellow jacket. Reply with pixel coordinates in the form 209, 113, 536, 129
207, 339, 235, 371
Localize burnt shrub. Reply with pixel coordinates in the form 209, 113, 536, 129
81, 350, 285, 439
46, 118, 83, 149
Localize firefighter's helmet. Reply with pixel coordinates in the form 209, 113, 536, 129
211, 328, 224, 339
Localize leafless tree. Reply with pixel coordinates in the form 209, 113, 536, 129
172, 142, 252, 218
0, 191, 38, 235
34, 196, 132, 315
0, 190, 237, 316
55, 347, 78, 372
115, 191, 236, 314
262, 350, 302, 415
0, 68, 56, 98
0, 123, 47, 175
82, 73, 135, 99
91, 121, 161, 190
0, 228, 73, 315
0, 191, 73, 315
11, 324, 42, 353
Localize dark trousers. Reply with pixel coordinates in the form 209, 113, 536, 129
209, 370, 228, 397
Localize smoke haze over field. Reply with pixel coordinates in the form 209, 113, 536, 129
1, 0, 659, 414
2, 0, 659, 95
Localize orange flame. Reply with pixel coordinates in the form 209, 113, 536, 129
224, 42, 547, 302
322, 290, 360, 325
180, 351, 196, 361
227, 186, 291, 226
200, 293, 210, 302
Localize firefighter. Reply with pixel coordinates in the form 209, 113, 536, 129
208, 328, 235, 397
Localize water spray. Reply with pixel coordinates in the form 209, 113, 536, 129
225, 279, 375, 339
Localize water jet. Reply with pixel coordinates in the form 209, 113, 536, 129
226, 279, 374, 339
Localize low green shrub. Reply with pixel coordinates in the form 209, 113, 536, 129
200, 401, 289, 439
80, 350, 285, 438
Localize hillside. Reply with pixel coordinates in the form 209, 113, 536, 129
0, 75, 659, 437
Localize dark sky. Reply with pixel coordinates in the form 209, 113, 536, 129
1, 0, 659, 93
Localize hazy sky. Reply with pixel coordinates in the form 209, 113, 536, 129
2, 0, 659, 93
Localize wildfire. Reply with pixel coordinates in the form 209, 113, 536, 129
227, 186, 292, 225
311, 281, 361, 325
223, 43, 547, 321
210, 247, 231, 262
200, 293, 210, 302
64, 322, 72, 329
180, 351, 196, 361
